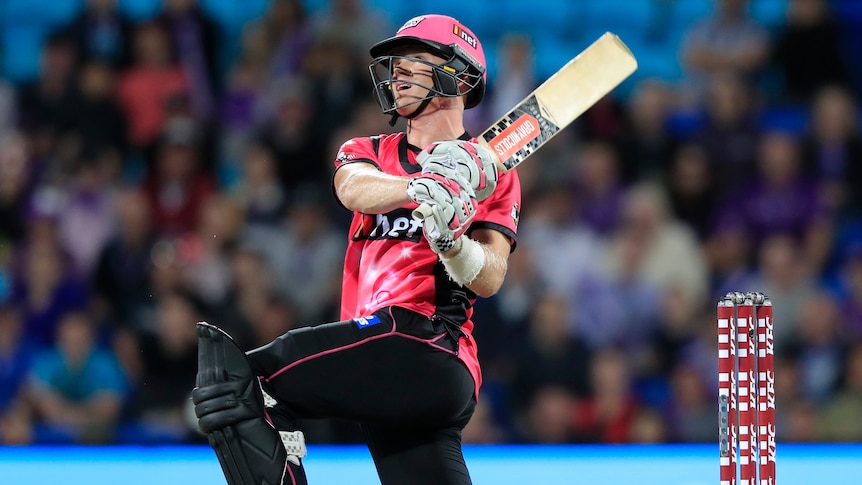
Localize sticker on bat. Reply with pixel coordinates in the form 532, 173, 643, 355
483, 95, 560, 170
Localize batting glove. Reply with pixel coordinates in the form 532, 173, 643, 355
407, 173, 477, 253
417, 140, 499, 201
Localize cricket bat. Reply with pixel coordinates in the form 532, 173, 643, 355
415, 32, 637, 220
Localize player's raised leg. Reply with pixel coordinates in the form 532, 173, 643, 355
192, 322, 307, 485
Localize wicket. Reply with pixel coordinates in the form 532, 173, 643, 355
718, 292, 776, 485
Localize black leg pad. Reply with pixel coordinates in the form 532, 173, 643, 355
193, 322, 291, 485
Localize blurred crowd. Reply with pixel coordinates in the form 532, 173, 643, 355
1, 0, 861, 447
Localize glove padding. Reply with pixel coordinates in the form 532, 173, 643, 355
407, 173, 476, 253
418, 140, 499, 201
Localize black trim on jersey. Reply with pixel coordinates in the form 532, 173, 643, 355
370, 135, 381, 156
331, 158, 381, 211
432, 261, 474, 343
399, 136, 421, 174
467, 222, 518, 252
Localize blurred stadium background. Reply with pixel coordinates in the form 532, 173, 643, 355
1, 0, 862, 482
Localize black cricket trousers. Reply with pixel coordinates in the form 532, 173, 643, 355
246, 306, 477, 485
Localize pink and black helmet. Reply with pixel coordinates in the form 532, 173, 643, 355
369, 14, 487, 118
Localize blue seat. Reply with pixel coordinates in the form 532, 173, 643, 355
1, 24, 50, 83
495, 0, 581, 41
4, 0, 82, 27
117, 0, 161, 21
749, 0, 789, 30
199, 0, 269, 33
582, 0, 653, 35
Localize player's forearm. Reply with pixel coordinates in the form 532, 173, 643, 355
335, 165, 412, 214
441, 230, 509, 298
463, 241, 507, 297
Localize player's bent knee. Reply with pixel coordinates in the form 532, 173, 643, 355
193, 322, 306, 485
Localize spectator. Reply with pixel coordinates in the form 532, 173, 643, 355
218, 58, 271, 170
156, 0, 220, 119
718, 130, 831, 267
665, 363, 714, 443
62, 0, 134, 69
0, 78, 16, 138
663, 142, 720, 241
472, 244, 544, 370
207, 246, 275, 350
511, 294, 592, 414
249, 294, 299, 348
628, 407, 668, 444
693, 71, 761, 193
520, 183, 603, 299
241, 0, 311, 79
771, 0, 850, 103
572, 348, 641, 443
614, 79, 678, 183
0, 133, 34, 245
228, 142, 288, 228
10, 236, 89, 349
301, 38, 369, 140
140, 119, 216, 236
256, 79, 329, 192
0, 305, 37, 444
16, 33, 80, 134
54, 160, 118, 277
484, 33, 537, 127
117, 21, 189, 150
600, 182, 709, 307
800, 86, 862, 216
27, 311, 128, 443
62, 60, 128, 165
573, 140, 627, 238
310, 0, 391, 59
243, 185, 345, 323
818, 342, 862, 442
178, 193, 243, 311
786, 291, 846, 405
92, 188, 155, 327
829, 244, 862, 339
705, 222, 758, 301
519, 385, 577, 444
679, 0, 770, 103
748, 234, 819, 351
122, 291, 199, 443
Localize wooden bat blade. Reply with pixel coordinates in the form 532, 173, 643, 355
480, 32, 638, 172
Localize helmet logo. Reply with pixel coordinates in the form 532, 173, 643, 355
452, 24, 477, 49
397, 16, 425, 33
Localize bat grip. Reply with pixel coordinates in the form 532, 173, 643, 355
412, 203, 433, 221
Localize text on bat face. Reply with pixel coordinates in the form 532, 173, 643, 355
493, 119, 536, 156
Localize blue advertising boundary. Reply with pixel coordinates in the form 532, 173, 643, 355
1, 444, 860, 484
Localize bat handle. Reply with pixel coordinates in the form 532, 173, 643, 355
412, 203, 433, 221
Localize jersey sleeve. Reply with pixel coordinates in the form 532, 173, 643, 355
333, 137, 381, 171
469, 168, 521, 251
331, 137, 381, 209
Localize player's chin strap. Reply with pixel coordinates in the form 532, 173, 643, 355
389, 96, 434, 126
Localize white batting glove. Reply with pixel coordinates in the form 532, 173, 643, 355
407, 173, 477, 253
417, 140, 499, 201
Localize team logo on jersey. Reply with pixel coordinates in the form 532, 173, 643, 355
397, 16, 425, 33
511, 203, 520, 227
352, 208, 424, 242
336, 151, 355, 163
354, 315, 382, 328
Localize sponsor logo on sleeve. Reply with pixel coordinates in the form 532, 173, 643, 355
354, 315, 381, 328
